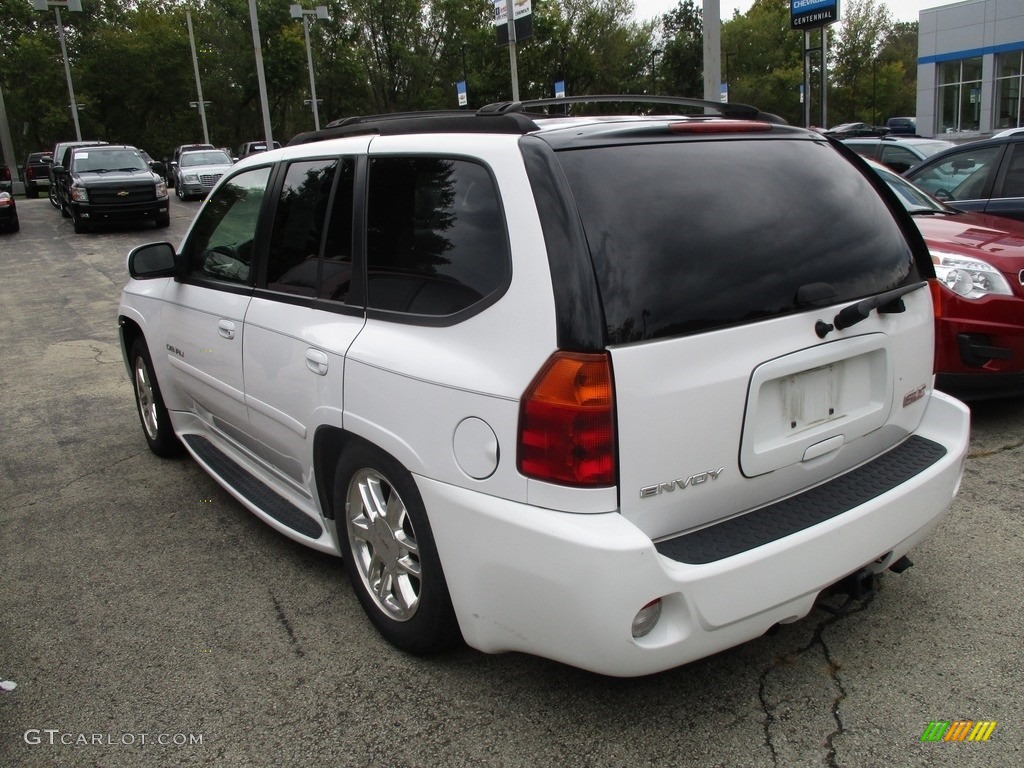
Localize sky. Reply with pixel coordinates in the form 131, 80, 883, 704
631, 0, 966, 24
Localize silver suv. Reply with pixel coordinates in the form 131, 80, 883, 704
118, 96, 970, 677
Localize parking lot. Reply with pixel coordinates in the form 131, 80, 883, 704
0, 194, 1021, 767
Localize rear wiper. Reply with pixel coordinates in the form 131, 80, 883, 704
815, 281, 927, 338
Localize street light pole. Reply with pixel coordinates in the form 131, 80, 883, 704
248, 0, 274, 149
186, 10, 211, 145
291, 5, 328, 131
33, 0, 83, 141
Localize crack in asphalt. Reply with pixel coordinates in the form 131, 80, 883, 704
968, 436, 1024, 459
758, 591, 878, 768
270, 591, 305, 658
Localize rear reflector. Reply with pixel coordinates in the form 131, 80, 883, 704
517, 352, 616, 487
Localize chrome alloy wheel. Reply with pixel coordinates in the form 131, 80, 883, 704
345, 468, 422, 622
134, 355, 160, 440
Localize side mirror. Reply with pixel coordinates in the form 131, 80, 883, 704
127, 242, 178, 279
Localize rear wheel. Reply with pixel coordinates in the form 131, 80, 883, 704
25, 184, 38, 199
130, 338, 182, 457
334, 445, 460, 655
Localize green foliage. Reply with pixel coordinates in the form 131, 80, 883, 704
0, 0, 926, 165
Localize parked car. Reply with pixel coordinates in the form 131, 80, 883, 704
171, 148, 233, 200
56, 144, 169, 233
118, 97, 969, 677
0, 189, 18, 232
0, 162, 11, 193
22, 151, 52, 199
885, 116, 917, 135
49, 139, 107, 208
237, 140, 281, 159
139, 150, 166, 180
842, 136, 954, 173
165, 143, 215, 186
904, 132, 1024, 222
868, 158, 1024, 399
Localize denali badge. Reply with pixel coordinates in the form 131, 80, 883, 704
640, 468, 724, 498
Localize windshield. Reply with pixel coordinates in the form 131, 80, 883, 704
73, 149, 147, 172
554, 139, 920, 343
181, 151, 231, 167
873, 164, 948, 214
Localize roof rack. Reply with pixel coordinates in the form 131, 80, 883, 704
287, 94, 787, 147
478, 94, 789, 125
288, 110, 541, 146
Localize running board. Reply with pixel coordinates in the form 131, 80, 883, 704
182, 434, 324, 540
656, 435, 947, 565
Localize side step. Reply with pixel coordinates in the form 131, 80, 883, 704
656, 435, 947, 565
183, 434, 324, 539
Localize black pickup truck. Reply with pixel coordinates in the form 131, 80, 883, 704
54, 144, 170, 233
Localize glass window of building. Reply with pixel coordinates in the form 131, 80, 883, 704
995, 51, 1023, 131
937, 57, 983, 133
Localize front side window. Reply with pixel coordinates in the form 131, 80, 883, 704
908, 146, 1001, 202
364, 157, 509, 318
183, 167, 271, 285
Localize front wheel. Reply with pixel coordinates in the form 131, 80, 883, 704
334, 446, 460, 655
130, 338, 182, 457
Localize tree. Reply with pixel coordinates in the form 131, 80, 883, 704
658, 0, 702, 98
827, 0, 892, 125
721, 0, 803, 124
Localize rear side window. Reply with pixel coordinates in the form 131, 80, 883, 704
555, 139, 920, 344
265, 158, 340, 297
365, 157, 509, 318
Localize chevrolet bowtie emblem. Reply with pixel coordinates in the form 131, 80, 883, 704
117, 190, 129, 197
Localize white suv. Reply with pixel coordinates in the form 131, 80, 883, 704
118, 97, 970, 677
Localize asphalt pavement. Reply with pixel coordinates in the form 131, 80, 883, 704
0, 194, 1021, 767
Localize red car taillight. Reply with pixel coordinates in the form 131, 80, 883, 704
517, 352, 616, 487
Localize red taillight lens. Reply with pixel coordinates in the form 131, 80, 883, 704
517, 352, 616, 487
668, 120, 772, 134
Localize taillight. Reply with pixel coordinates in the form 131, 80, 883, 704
517, 352, 616, 487
668, 120, 772, 134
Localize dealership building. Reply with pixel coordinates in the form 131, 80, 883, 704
916, 0, 1024, 138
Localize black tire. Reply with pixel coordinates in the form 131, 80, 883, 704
8, 213, 19, 233
60, 200, 70, 219
334, 444, 460, 655
129, 338, 182, 458
156, 213, 170, 228
49, 187, 60, 208
25, 184, 38, 199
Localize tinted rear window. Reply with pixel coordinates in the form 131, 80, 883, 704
555, 139, 919, 344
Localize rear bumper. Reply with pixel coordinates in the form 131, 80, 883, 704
421, 390, 969, 677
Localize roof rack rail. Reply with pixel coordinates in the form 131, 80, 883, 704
478, 94, 788, 125
288, 109, 541, 146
